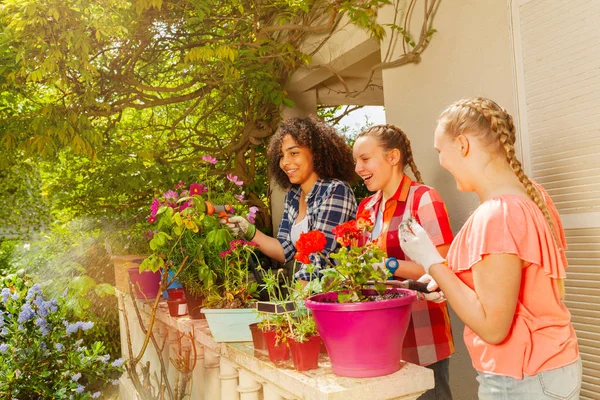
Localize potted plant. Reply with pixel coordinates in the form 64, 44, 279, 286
138, 163, 252, 314
284, 277, 322, 371
252, 269, 294, 359
300, 217, 417, 378
287, 312, 320, 371
200, 239, 261, 342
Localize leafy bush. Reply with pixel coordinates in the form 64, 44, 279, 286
0, 273, 124, 399
10, 223, 122, 358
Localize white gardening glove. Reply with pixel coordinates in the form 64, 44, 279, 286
220, 216, 256, 240
417, 274, 446, 303
399, 218, 445, 274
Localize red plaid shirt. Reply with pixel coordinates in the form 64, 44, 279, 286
358, 175, 455, 366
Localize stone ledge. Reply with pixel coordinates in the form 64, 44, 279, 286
127, 296, 434, 399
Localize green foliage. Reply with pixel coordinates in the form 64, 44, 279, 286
139, 175, 250, 306
0, 274, 124, 399
204, 239, 260, 309
0, 0, 392, 234
0, 153, 53, 239
0, 240, 18, 277
322, 243, 388, 302
289, 314, 317, 343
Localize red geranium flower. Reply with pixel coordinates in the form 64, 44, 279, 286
332, 220, 361, 246
294, 252, 311, 264
356, 209, 374, 231
294, 230, 327, 264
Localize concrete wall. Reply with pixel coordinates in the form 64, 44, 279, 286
377, 0, 517, 398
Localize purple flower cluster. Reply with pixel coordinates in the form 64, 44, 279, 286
65, 321, 95, 335
1, 288, 11, 303
111, 358, 125, 367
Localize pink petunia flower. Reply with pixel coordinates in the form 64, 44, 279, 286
226, 174, 244, 187
202, 155, 217, 165
189, 183, 207, 196
247, 206, 259, 224
147, 216, 157, 224
174, 181, 185, 189
150, 198, 160, 217
179, 201, 192, 212
234, 192, 245, 202
163, 190, 178, 201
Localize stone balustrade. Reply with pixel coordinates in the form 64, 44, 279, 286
117, 293, 434, 400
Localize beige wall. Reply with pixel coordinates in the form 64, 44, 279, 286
378, 0, 516, 398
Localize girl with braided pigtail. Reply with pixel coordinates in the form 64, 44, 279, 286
353, 124, 455, 400
400, 98, 581, 399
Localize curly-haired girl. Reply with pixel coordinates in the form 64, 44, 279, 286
401, 97, 581, 399
224, 115, 357, 281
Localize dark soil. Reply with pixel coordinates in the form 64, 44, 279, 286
316, 291, 408, 303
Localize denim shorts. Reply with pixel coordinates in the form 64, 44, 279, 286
476, 358, 582, 400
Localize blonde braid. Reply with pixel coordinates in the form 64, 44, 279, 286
443, 98, 565, 294
395, 125, 424, 183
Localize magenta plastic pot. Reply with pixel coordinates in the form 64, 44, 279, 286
305, 288, 416, 378
127, 268, 161, 299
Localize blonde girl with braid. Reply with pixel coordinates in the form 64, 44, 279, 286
353, 124, 455, 400
400, 98, 581, 399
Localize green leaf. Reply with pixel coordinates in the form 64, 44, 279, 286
95, 283, 116, 297
70, 275, 97, 296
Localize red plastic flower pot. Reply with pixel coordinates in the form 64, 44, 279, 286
263, 330, 289, 362
127, 268, 161, 299
167, 298, 188, 317
288, 335, 321, 371
305, 288, 416, 378
249, 323, 268, 351
167, 288, 186, 300
183, 287, 205, 320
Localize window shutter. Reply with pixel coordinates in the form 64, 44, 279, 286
511, 0, 600, 398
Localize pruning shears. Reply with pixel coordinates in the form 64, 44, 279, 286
365, 278, 436, 294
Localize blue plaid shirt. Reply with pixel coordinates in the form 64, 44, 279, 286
276, 179, 357, 280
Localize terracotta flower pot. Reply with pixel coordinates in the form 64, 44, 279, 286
183, 287, 205, 320
288, 335, 321, 371
249, 322, 268, 350
167, 298, 188, 317
263, 330, 289, 362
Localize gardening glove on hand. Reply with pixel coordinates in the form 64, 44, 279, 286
417, 274, 446, 303
399, 218, 445, 274
221, 216, 257, 241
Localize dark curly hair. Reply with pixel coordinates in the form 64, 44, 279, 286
267, 116, 356, 189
